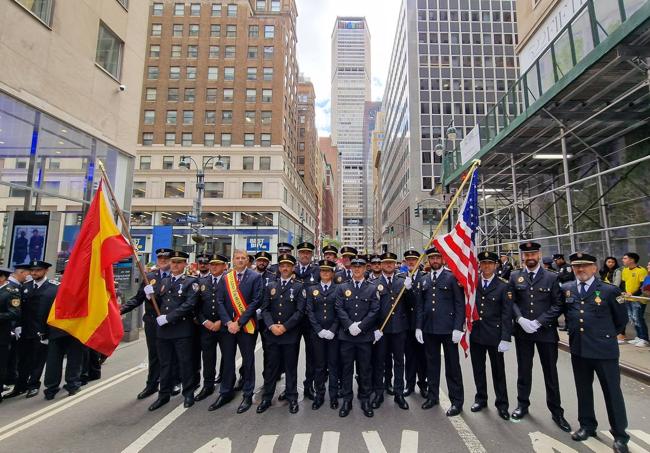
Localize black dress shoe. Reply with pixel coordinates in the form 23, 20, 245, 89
446, 405, 462, 417
148, 396, 170, 411
304, 387, 315, 401
233, 377, 244, 392
278, 390, 287, 401
385, 385, 395, 396
361, 401, 374, 418
403, 386, 414, 397
256, 399, 272, 414
44, 393, 55, 401
371, 394, 384, 409
339, 400, 351, 417
171, 385, 181, 396
194, 386, 215, 402
4, 388, 26, 399
330, 399, 339, 410
471, 402, 486, 412
184, 395, 195, 408
208, 394, 233, 411
289, 401, 299, 414
511, 406, 528, 420
613, 440, 629, 453
394, 395, 409, 410
421, 397, 439, 409
25, 389, 39, 398
312, 397, 324, 410
498, 409, 510, 420
571, 427, 597, 441
237, 396, 253, 414
67, 387, 80, 397
552, 414, 571, 432
419, 387, 428, 398
137, 387, 158, 400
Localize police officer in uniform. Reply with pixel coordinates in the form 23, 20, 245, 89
0, 267, 21, 402
508, 241, 571, 432
403, 249, 427, 398
367, 255, 382, 281
322, 245, 339, 269
305, 259, 340, 410
255, 251, 276, 284
497, 253, 513, 280
553, 254, 575, 284
371, 252, 411, 410
120, 248, 174, 399
257, 254, 305, 414
415, 247, 465, 416
335, 246, 357, 284
564, 252, 629, 453
196, 253, 211, 278
145, 251, 199, 411
470, 251, 512, 420
269, 243, 294, 275
335, 256, 380, 418
5, 264, 30, 391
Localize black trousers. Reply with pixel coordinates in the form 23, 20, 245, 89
424, 333, 464, 406
192, 324, 202, 390
199, 329, 221, 388
143, 319, 160, 388
470, 340, 508, 410
15, 337, 48, 391
0, 344, 10, 389
340, 340, 372, 403
262, 341, 299, 401
81, 347, 103, 383
405, 330, 427, 390
157, 337, 194, 398
6, 337, 18, 385
219, 330, 257, 397
514, 337, 562, 415
571, 355, 629, 442
372, 332, 406, 394
300, 320, 315, 390
312, 334, 338, 400
44, 336, 83, 396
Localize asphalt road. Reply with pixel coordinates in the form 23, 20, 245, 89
0, 335, 648, 453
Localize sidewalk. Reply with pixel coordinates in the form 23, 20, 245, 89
558, 330, 650, 384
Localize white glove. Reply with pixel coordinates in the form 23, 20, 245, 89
144, 284, 155, 299
374, 330, 383, 342
415, 328, 424, 344
14, 326, 22, 340
404, 275, 413, 290
517, 317, 537, 334
156, 315, 168, 326
40, 338, 49, 345
349, 322, 361, 336
497, 340, 511, 353
531, 320, 541, 330
324, 330, 335, 340
452, 329, 464, 344
318, 329, 328, 339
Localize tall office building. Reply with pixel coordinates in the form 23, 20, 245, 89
330, 17, 371, 249
380, 0, 518, 250
362, 101, 381, 251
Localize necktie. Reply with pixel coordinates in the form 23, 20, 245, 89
483, 279, 489, 289
323, 285, 329, 292
388, 277, 392, 287
355, 282, 360, 290
282, 280, 287, 289
237, 272, 243, 282
432, 271, 437, 282
212, 277, 217, 286
161, 272, 168, 279
347, 270, 351, 279
528, 272, 535, 283
301, 266, 306, 274
579, 282, 587, 298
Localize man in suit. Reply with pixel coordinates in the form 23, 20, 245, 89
212, 249, 263, 414
415, 247, 465, 416
508, 241, 571, 432
335, 256, 380, 418
305, 259, 340, 410
5, 260, 57, 399
257, 254, 305, 414
194, 254, 229, 402
469, 251, 512, 420
564, 252, 630, 453
371, 252, 411, 410
335, 246, 357, 284
12, 231, 28, 265
497, 253, 513, 280
120, 248, 174, 400
28, 229, 44, 262
0, 267, 21, 402
403, 249, 427, 398
146, 251, 199, 410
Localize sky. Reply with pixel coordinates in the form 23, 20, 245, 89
295, 0, 402, 136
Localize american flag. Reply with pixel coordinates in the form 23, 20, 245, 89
432, 167, 480, 354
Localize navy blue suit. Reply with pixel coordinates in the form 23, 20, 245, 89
294, 263, 319, 394
404, 270, 427, 393
196, 274, 225, 388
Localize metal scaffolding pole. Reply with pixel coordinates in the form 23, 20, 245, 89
560, 127, 576, 251
510, 154, 522, 241
595, 159, 612, 256
550, 178, 562, 251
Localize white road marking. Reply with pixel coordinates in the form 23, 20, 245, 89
252, 435, 279, 453
438, 391, 487, 453
583, 436, 612, 452
400, 430, 419, 453
320, 431, 340, 453
193, 437, 232, 453
362, 431, 388, 453
0, 367, 145, 442
289, 433, 311, 453
601, 431, 650, 453
529, 432, 578, 452
630, 430, 650, 447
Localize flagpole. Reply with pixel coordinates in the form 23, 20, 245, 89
377, 159, 481, 334
97, 161, 161, 316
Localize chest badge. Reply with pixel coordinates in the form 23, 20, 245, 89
149, 279, 157, 285
313, 289, 319, 296
517, 276, 524, 283
270, 288, 277, 296
200, 284, 206, 292
565, 290, 571, 298
377, 284, 384, 291
345, 289, 352, 297
11, 299, 20, 307
594, 290, 602, 305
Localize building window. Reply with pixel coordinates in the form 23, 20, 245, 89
243, 156, 254, 168
183, 110, 193, 125
165, 133, 176, 145
170, 66, 181, 80
204, 133, 215, 146
189, 24, 200, 37
260, 157, 271, 170
205, 110, 216, 124
151, 24, 162, 37
96, 22, 123, 79
165, 182, 185, 198
168, 88, 179, 101
184, 88, 195, 102
248, 46, 258, 59
190, 3, 201, 16
171, 45, 182, 58
149, 44, 160, 58
187, 45, 198, 58
261, 134, 271, 146
221, 110, 233, 124
246, 89, 256, 102
210, 24, 220, 37
248, 25, 259, 38
220, 156, 231, 169
174, 3, 184, 16
223, 89, 234, 102
211, 4, 221, 16
227, 3, 237, 16
142, 133, 153, 146
242, 182, 263, 198
244, 134, 255, 147
209, 45, 220, 58
205, 182, 224, 198
263, 46, 274, 59
186, 66, 197, 79
261, 111, 272, 124
256, 0, 266, 11
226, 25, 237, 38
146, 88, 157, 101
221, 133, 232, 147
182, 133, 192, 146
263, 67, 273, 81
262, 89, 272, 102
247, 67, 257, 80
162, 156, 174, 170
132, 182, 146, 199
144, 110, 156, 125
264, 25, 275, 38
224, 67, 235, 81
173, 24, 183, 36
139, 156, 151, 170
152, 2, 163, 16
166, 111, 177, 125
15, 0, 53, 25
204, 66, 218, 81
271, 0, 280, 11
224, 45, 236, 58
245, 111, 256, 123
206, 88, 218, 102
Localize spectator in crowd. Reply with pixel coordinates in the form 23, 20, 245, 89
642, 261, 650, 297
600, 257, 625, 344
621, 252, 648, 348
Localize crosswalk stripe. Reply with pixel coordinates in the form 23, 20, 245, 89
529, 431, 578, 452
583, 437, 612, 452
600, 431, 650, 453
253, 435, 279, 453
438, 391, 487, 453
289, 433, 311, 453
193, 437, 232, 452
362, 431, 388, 453
320, 431, 340, 453
400, 430, 419, 453
630, 431, 650, 447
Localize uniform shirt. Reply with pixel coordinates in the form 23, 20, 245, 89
621, 266, 648, 296
0, 282, 21, 344
197, 274, 224, 325
416, 268, 465, 334
262, 278, 305, 344
155, 274, 199, 339
305, 281, 339, 333
472, 275, 512, 346
335, 279, 380, 342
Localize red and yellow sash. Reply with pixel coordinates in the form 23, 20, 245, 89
225, 270, 256, 334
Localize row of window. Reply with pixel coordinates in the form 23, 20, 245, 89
145, 87, 275, 104
151, 23, 276, 39
149, 44, 275, 61
418, 32, 518, 45
152, 1, 282, 17
143, 110, 273, 125
420, 78, 510, 91
417, 9, 516, 23
418, 54, 516, 68
138, 181, 263, 199
138, 155, 271, 171
141, 132, 272, 147
147, 66, 275, 83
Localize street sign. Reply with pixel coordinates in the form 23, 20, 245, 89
246, 237, 270, 251
460, 124, 481, 165
186, 215, 198, 222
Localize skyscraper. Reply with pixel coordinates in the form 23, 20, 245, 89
362, 101, 382, 251
331, 17, 371, 249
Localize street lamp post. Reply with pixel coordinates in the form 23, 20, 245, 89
434, 120, 458, 234
299, 210, 305, 243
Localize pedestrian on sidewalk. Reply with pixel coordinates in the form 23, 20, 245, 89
600, 257, 624, 344
621, 253, 648, 348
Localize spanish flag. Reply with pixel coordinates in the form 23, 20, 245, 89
48, 180, 133, 356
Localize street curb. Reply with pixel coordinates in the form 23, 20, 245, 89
558, 340, 650, 385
